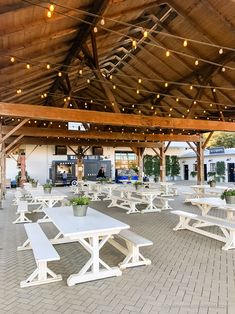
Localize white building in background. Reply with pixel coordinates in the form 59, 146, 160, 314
6, 142, 189, 185
179, 147, 235, 183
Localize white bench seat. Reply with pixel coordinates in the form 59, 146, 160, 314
109, 229, 153, 268
13, 201, 32, 224
18, 223, 62, 287
172, 210, 235, 250
108, 195, 144, 214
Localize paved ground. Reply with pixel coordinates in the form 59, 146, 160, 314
0, 182, 235, 314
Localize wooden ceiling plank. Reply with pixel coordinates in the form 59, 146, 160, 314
0, 118, 29, 144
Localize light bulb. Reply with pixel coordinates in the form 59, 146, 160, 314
26, 64, 30, 69
58, 72, 62, 77
166, 50, 170, 57
183, 40, 187, 47
132, 40, 137, 49
93, 27, 98, 33
195, 60, 199, 66
219, 48, 223, 54
100, 18, 105, 25
49, 4, 55, 12
87, 79, 90, 83
47, 11, 52, 18
79, 69, 82, 75
10, 57, 15, 63
46, 64, 50, 69
138, 78, 142, 84
165, 82, 168, 87
143, 30, 148, 38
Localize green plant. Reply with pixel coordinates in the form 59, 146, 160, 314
221, 188, 235, 200
170, 156, 180, 179
207, 171, 216, 178
70, 196, 90, 206
207, 178, 216, 184
98, 178, 109, 183
43, 182, 52, 188
133, 181, 142, 186
216, 161, 225, 177
190, 171, 197, 178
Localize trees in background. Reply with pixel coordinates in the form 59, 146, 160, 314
206, 132, 235, 148
144, 155, 180, 180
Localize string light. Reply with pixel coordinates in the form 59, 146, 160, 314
138, 78, 142, 84
100, 18, 105, 25
176, 98, 179, 102
58, 72, 62, 77
87, 78, 90, 83
26, 64, 30, 69
136, 89, 140, 94
183, 40, 188, 47
219, 48, 223, 54
79, 69, 83, 75
46, 64, 50, 69
109, 75, 113, 80
49, 4, 55, 12
132, 40, 137, 49
195, 60, 199, 66
143, 30, 148, 38
16, 89, 22, 94
93, 27, 98, 33
165, 50, 170, 57
189, 85, 193, 90
47, 11, 52, 18
222, 67, 226, 72
113, 84, 116, 89
164, 82, 168, 87
10, 57, 15, 63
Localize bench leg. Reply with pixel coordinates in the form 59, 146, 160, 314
107, 199, 118, 208
126, 203, 140, 214
222, 230, 235, 250
119, 242, 151, 269
13, 212, 32, 224
20, 261, 62, 288
173, 216, 191, 231
159, 199, 173, 210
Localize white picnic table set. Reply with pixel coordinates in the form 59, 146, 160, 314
172, 188, 235, 251
17, 206, 153, 288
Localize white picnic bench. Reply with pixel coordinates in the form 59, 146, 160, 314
108, 229, 153, 269
18, 223, 62, 287
108, 191, 144, 214
13, 201, 32, 224
172, 210, 235, 250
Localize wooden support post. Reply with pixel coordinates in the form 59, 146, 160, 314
0, 123, 5, 204
137, 148, 145, 182
159, 142, 166, 182
76, 146, 84, 181
20, 152, 27, 187
196, 135, 204, 185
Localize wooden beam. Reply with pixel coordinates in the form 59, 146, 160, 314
1, 102, 235, 132
152, 148, 161, 159
186, 141, 198, 156
0, 118, 29, 144
46, 0, 109, 104
164, 141, 171, 153
1, 126, 200, 142
202, 132, 214, 150
5, 137, 161, 148
4, 134, 24, 153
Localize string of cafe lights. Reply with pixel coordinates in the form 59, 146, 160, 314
3, 2, 235, 121
20, 0, 235, 72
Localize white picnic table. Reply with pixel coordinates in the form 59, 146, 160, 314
159, 182, 174, 195
137, 189, 162, 213
188, 197, 226, 216
43, 206, 129, 286
190, 185, 226, 196
217, 203, 235, 220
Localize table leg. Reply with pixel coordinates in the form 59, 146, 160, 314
67, 234, 122, 286
141, 195, 161, 213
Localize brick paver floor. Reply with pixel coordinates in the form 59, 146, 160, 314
0, 182, 234, 314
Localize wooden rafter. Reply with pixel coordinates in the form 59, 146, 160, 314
0, 102, 235, 132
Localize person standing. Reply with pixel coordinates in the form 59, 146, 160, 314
62, 171, 68, 186
97, 167, 106, 178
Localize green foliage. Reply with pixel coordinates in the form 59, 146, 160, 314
43, 183, 52, 188
143, 155, 160, 178
216, 161, 225, 176
221, 188, 235, 199
190, 171, 197, 178
130, 163, 139, 174
70, 196, 90, 205
165, 156, 171, 176
133, 181, 142, 186
170, 156, 180, 177
207, 171, 216, 178
209, 132, 235, 148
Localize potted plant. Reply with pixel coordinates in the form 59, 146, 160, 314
43, 182, 52, 194
70, 196, 90, 216
221, 188, 235, 204
207, 178, 216, 187
31, 179, 38, 188
133, 181, 142, 190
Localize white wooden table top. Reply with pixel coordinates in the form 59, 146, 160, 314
189, 197, 226, 206
44, 207, 129, 238
31, 191, 67, 200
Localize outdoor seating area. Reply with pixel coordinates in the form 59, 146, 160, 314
1, 0, 235, 313
0, 181, 234, 313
